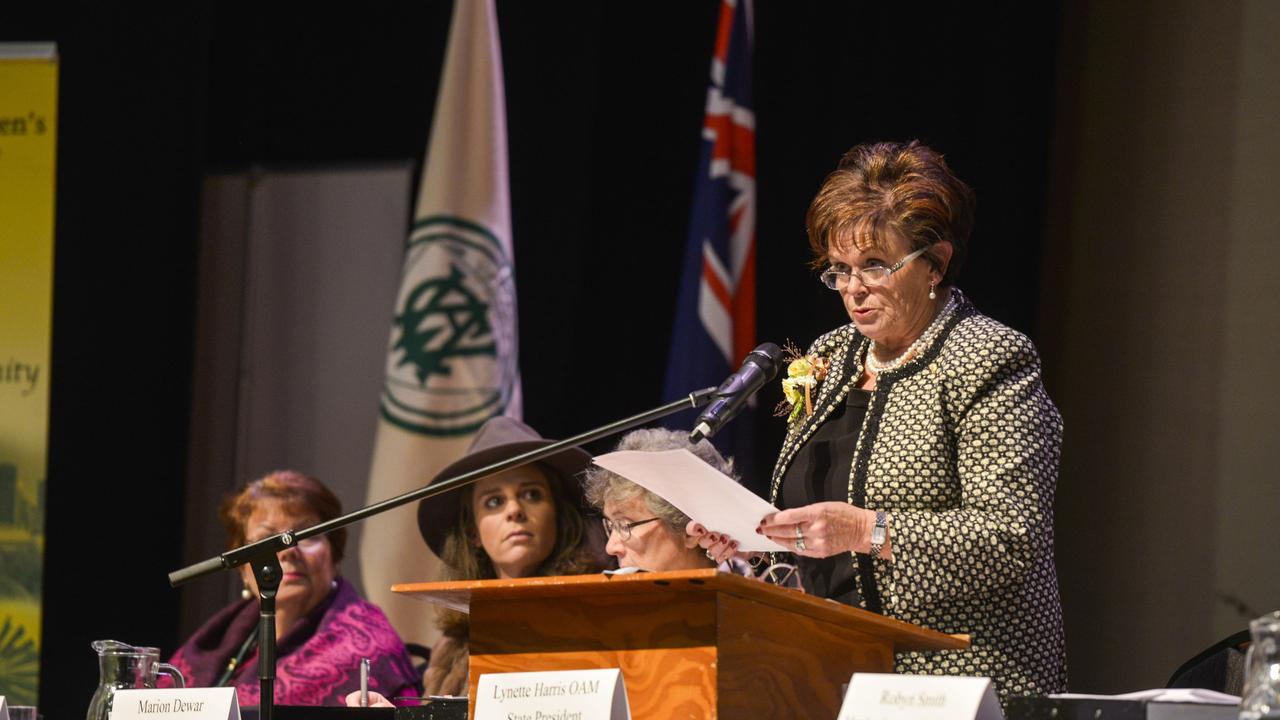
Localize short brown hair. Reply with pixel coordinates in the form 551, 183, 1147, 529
806, 140, 974, 287
220, 470, 347, 562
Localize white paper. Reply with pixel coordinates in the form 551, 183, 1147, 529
474, 668, 629, 720
1051, 688, 1240, 704
592, 449, 787, 553
837, 673, 1002, 720
109, 688, 240, 720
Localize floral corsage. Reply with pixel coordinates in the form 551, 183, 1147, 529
774, 342, 830, 424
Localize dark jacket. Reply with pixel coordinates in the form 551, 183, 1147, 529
771, 291, 1067, 701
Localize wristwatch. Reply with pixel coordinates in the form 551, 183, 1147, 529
869, 510, 887, 559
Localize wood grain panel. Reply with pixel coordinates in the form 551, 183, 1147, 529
716, 593, 894, 718
393, 571, 971, 719
394, 570, 968, 652
469, 588, 716, 654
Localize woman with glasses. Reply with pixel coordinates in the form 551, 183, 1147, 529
350, 416, 608, 705
692, 141, 1066, 705
584, 428, 754, 574
169, 471, 420, 706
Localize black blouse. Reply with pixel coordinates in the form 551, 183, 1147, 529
779, 386, 871, 607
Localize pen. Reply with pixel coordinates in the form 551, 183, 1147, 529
360, 657, 370, 707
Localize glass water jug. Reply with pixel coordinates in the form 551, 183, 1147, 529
86, 639, 186, 720
1241, 611, 1280, 720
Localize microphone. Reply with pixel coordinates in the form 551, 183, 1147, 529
689, 342, 785, 443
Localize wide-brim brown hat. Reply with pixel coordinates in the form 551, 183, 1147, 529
416, 416, 593, 559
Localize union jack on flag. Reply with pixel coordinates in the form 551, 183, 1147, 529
664, 0, 756, 466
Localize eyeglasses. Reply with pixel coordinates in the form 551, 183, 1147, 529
601, 516, 660, 541
819, 246, 929, 291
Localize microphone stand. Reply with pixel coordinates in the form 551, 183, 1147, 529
168, 387, 718, 720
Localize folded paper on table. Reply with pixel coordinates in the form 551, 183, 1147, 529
592, 449, 788, 552
839, 673, 1002, 720
109, 688, 240, 720
475, 668, 629, 720
1051, 689, 1240, 704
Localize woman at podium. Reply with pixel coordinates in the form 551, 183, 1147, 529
695, 141, 1067, 703
169, 471, 420, 706
583, 428, 753, 574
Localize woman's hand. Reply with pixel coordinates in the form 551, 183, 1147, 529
686, 521, 757, 564
759, 502, 887, 559
344, 690, 394, 708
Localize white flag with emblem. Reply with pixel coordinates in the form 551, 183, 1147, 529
361, 0, 522, 647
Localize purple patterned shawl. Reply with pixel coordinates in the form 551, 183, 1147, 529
168, 577, 421, 707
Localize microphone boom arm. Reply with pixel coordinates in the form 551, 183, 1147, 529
169, 385, 720, 587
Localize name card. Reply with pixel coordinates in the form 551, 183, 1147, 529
109, 688, 240, 720
837, 673, 1002, 720
1, 697, 37, 720
474, 668, 630, 720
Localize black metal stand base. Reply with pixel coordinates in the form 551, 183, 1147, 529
250, 554, 282, 720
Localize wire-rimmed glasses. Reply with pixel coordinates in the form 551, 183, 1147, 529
601, 516, 660, 542
819, 246, 928, 291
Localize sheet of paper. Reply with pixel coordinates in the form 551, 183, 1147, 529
592, 449, 787, 552
1050, 688, 1240, 704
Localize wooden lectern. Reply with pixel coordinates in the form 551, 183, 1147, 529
394, 569, 968, 719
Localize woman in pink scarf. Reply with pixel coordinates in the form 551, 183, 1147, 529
169, 471, 420, 707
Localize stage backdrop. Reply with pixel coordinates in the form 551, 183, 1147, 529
1044, 0, 1280, 691
180, 166, 412, 637
0, 43, 57, 707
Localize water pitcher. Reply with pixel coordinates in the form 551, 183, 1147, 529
86, 639, 185, 720
1241, 611, 1280, 720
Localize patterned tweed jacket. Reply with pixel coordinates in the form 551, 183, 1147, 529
769, 291, 1067, 700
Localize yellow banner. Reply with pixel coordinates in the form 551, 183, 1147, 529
0, 44, 58, 706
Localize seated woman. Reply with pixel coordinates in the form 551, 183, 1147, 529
583, 428, 748, 572
169, 470, 420, 706
350, 416, 608, 706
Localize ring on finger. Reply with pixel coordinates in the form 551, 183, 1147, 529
795, 537, 806, 552
705, 549, 716, 560
794, 524, 804, 539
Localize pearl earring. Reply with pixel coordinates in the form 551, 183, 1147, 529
241, 586, 253, 600
929, 282, 937, 300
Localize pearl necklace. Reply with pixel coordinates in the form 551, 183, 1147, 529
865, 292, 959, 374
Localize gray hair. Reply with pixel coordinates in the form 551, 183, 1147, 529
582, 428, 736, 533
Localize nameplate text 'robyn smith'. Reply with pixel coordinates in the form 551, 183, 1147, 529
838, 673, 1001, 720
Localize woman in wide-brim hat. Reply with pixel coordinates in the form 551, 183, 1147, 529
417, 416, 605, 583
352, 416, 608, 704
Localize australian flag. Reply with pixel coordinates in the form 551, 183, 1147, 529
663, 0, 757, 473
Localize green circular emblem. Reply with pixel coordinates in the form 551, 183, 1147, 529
380, 215, 519, 436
